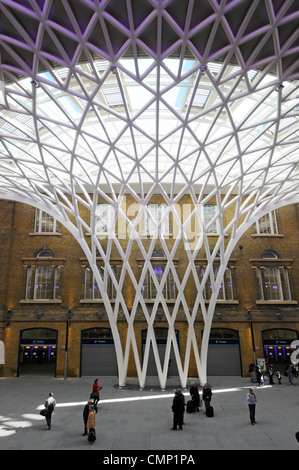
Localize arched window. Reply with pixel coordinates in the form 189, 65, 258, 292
262, 250, 278, 259
256, 251, 291, 301
82, 327, 113, 339
37, 249, 54, 257
24, 250, 63, 301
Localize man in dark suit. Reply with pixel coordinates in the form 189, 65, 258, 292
202, 383, 212, 413
171, 390, 184, 430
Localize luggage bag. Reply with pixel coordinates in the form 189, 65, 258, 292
186, 400, 195, 413
88, 428, 96, 442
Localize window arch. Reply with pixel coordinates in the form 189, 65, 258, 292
152, 250, 165, 258
262, 328, 298, 341
261, 250, 278, 259
82, 327, 113, 339
36, 249, 54, 258
209, 328, 239, 339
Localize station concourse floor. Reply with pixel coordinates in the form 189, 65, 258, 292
0, 374, 298, 455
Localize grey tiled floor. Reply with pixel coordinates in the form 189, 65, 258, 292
0, 374, 298, 451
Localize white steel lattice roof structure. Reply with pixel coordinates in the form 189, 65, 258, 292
0, 0, 298, 387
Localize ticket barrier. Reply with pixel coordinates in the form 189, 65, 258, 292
264, 344, 292, 363
22, 345, 56, 364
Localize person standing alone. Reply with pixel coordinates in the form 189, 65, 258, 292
171, 391, 184, 430
202, 383, 212, 414
246, 388, 257, 425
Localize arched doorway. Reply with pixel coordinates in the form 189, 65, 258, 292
141, 327, 179, 376
18, 328, 58, 376
207, 328, 242, 376
80, 327, 118, 376
262, 328, 298, 369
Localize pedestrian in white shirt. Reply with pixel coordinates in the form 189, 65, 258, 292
45, 392, 56, 430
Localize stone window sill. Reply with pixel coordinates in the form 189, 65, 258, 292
256, 300, 297, 305
20, 300, 62, 304
251, 233, 284, 238
29, 232, 62, 236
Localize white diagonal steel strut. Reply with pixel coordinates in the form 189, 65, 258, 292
0, 0, 298, 387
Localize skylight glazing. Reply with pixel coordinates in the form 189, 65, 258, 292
0, 57, 298, 193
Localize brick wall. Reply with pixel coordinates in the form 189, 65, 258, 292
0, 198, 298, 378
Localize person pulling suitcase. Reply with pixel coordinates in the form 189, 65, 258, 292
86, 403, 97, 442
202, 383, 213, 416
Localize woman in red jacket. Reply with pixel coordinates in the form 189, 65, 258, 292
90, 378, 102, 405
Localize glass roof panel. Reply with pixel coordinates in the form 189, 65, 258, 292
0, 56, 298, 193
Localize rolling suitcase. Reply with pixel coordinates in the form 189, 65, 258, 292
206, 406, 214, 417
186, 400, 195, 413
88, 428, 96, 442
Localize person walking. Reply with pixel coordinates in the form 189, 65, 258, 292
287, 364, 294, 386
44, 392, 56, 430
82, 399, 92, 435
189, 382, 200, 411
202, 383, 212, 414
90, 378, 102, 405
171, 391, 184, 430
247, 388, 257, 425
86, 403, 97, 441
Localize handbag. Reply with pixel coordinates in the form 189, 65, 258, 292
40, 408, 47, 416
